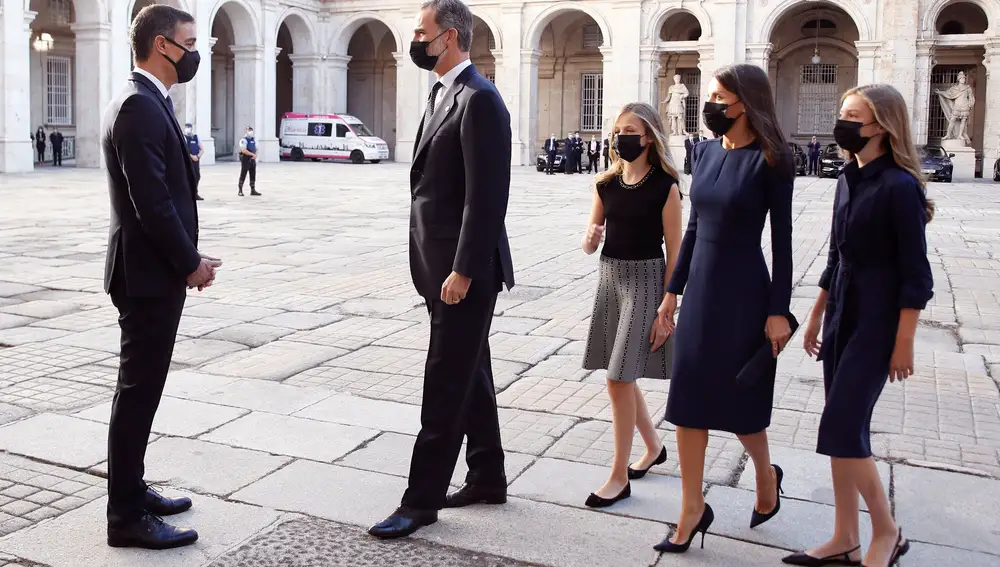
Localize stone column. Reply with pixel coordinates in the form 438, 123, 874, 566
745, 42, 772, 72
324, 54, 351, 113
711, 0, 743, 67
697, 42, 716, 135
610, 1, 642, 107
0, 6, 36, 172
259, 1, 279, 164
289, 54, 321, 113
230, 45, 261, 159
490, 48, 504, 91
982, 41, 1000, 171
71, 22, 112, 168
500, 4, 527, 164
912, 40, 935, 146
639, 46, 661, 106
855, 40, 880, 86
519, 49, 541, 166
194, 35, 216, 164
110, 2, 132, 98
599, 46, 614, 137
394, 51, 428, 161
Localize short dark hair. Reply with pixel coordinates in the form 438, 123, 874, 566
130, 5, 195, 62
421, 0, 474, 52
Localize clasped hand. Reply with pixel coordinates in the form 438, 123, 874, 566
186, 253, 223, 291
441, 271, 471, 305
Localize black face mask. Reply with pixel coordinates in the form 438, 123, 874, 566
409, 30, 449, 71
164, 37, 200, 84
833, 119, 876, 154
614, 134, 645, 163
703, 101, 738, 137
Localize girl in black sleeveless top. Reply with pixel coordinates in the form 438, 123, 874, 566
580, 102, 684, 508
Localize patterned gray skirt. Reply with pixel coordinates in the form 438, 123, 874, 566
583, 255, 673, 382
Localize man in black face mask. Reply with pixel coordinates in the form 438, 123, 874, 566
369, 0, 514, 540
100, 4, 217, 550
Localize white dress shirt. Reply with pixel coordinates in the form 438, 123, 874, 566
433, 58, 473, 113
133, 67, 170, 100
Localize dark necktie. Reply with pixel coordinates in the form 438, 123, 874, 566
423, 81, 443, 128
165, 95, 174, 115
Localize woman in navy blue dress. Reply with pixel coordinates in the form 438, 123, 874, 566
655, 64, 795, 553
784, 85, 933, 567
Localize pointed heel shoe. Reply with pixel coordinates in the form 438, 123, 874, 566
584, 482, 631, 508
628, 446, 668, 480
654, 503, 715, 553
782, 545, 861, 566
750, 463, 784, 528
861, 529, 909, 567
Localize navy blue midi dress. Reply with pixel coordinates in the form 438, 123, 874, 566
816, 154, 933, 458
664, 139, 794, 434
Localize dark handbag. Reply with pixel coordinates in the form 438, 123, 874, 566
734, 313, 800, 387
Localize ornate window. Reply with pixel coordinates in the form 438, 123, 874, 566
487, 31, 496, 51
679, 69, 701, 134
485, 71, 496, 84
583, 24, 603, 49
580, 73, 604, 132
796, 64, 838, 135
48, 0, 72, 26
928, 66, 971, 142
45, 56, 73, 125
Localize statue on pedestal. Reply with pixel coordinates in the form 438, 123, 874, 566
661, 74, 689, 137
935, 71, 975, 146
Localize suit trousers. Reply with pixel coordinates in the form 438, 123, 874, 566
106, 289, 186, 526
401, 288, 505, 510
238, 156, 256, 190
53, 146, 62, 166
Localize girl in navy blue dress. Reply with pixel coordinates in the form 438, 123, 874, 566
655, 64, 795, 553
784, 85, 933, 567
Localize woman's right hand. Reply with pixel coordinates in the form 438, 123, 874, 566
583, 223, 604, 253
803, 313, 822, 358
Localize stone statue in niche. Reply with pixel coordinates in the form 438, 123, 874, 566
936, 70, 975, 146
661, 74, 689, 136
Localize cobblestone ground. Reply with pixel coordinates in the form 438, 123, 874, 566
0, 162, 997, 566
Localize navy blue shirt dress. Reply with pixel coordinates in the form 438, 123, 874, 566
664, 139, 794, 434
816, 154, 933, 458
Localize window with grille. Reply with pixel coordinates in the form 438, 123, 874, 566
487, 32, 496, 51
679, 69, 701, 134
45, 56, 72, 126
48, 0, 72, 26
929, 66, 971, 143
796, 64, 837, 135
486, 71, 496, 84
583, 24, 603, 49
580, 73, 604, 132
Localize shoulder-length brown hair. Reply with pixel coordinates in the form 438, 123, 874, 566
842, 84, 935, 223
596, 102, 680, 187
713, 63, 790, 171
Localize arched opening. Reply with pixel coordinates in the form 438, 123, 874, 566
767, 2, 861, 146
658, 12, 704, 139
209, 1, 258, 159
936, 2, 989, 35
28, 0, 79, 166
471, 16, 497, 84
534, 11, 606, 164
345, 20, 398, 159
274, 13, 316, 135
275, 23, 293, 134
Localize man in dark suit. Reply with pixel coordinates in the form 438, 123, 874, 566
684, 131, 696, 174
369, 0, 514, 539
543, 133, 557, 174
101, 4, 220, 550
562, 132, 575, 174
574, 132, 584, 173
603, 134, 611, 169
49, 129, 64, 166
807, 136, 822, 176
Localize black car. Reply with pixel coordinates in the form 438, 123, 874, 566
788, 142, 807, 176
918, 146, 953, 183
536, 140, 566, 172
819, 143, 846, 178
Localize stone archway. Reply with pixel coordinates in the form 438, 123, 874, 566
275, 11, 317, 133
208, 0, 260, 158
471, 16, 498, 86
343, 19, 399, 159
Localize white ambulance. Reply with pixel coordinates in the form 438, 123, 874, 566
278, 112, 390, 163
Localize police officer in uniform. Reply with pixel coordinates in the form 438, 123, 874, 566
184, 123, 204, 200
237, 126, 261, 197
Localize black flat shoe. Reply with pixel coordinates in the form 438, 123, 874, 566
584, 482, 630, 508
107, 513, 198, 550
750, 463, 784, 528
628, 446, 667, 480
783, 545, 861, 566
368, 507, 438, 539
143, 487, 192, 516
445, 483, 507, 508
861, 529, 909, 567
654, 503, 715, 553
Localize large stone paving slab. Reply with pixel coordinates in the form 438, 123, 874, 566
202, 412, 378, 462
0, 414, 113, 469
199, 340, 347, 381
285, 316, 416, 349
900, 542, 1000, 567
498, 376, 668, 422
293, 393, 423, 434
75, 396, 248, 437
163, 373, 335, 415
652, 536, 790, 567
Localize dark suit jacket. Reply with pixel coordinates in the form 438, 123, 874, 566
409, 63, 515, 299
102, 72, 201, 297
544, 138, 557, 155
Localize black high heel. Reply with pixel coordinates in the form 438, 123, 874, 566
584, 482, 631, 508
628, 446, 667, 480
654, 503, 715, 553
861, 529, 909, 567
750, 463, 784, 528
782, 545, 861, 566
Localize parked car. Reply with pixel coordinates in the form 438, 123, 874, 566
818, 143, 846, 178
536, 140, 566, 172
918, 146, 953, 182
788, 142, 807, 176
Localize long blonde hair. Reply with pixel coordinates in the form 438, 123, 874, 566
595, 102, 680, 188
843, 84, 935, 223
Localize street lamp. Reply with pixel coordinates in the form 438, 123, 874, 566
32, 33, 54, 52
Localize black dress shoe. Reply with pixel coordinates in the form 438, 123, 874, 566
444, 483, 507, 508
368, 507, 438, 539
628, 446, 667, 479
584, 482, 631, 508
250, 190, 262, 196
107, 513, 198, 550
143, 488, 192, 516
782, 545, 861, 566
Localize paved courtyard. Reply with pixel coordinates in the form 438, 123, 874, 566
0, 161, 997, 566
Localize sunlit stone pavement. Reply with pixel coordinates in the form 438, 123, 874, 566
0, 161, 997, 566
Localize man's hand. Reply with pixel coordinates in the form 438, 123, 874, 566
186, 259, 215, 289
441, 272, 471, 305
195, 253, 222, 291
191, 155, 199, 162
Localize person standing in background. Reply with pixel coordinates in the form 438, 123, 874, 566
35, 126, 46, 166
49, 128, 64, 166
604, 133, 611, 170
587, 135, 601, 173
544, 133, 558, 175
575, 132, 585, 173
184, 123, 204, 200
563, 132, 575, 175
237, 126, 261, 197
807, 136, 822, 176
